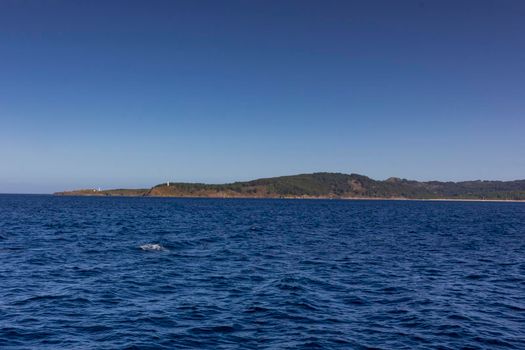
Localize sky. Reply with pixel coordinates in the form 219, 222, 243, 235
1, 0, 524, 193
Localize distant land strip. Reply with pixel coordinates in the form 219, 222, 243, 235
54, 172, 525, 201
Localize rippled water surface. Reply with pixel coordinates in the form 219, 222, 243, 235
1, 195, 524, 349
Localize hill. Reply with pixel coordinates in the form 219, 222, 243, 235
54, 172, 525, 200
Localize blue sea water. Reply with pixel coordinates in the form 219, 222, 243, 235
0, 195, 524, 349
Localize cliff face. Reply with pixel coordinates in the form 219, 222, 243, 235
145, 186, 257, 198
54, 172, 525, 200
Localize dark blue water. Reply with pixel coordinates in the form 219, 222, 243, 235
1, 195, 524, 349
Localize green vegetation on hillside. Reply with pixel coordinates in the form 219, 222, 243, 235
55, 172, 525, 200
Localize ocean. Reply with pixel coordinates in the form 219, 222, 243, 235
1, 195, 524, 349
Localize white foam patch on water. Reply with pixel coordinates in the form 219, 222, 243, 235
139, 243, 167, 251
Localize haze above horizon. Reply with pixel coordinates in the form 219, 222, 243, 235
1, 0, 524, 194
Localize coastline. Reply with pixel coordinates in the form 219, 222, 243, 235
52, 193, 525, 203
53, 172, 525, 202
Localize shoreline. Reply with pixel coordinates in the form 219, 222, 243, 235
52, 193, 525, 203
50, 173, 525, 202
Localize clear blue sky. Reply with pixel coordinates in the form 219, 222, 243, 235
1, 0, 524, 193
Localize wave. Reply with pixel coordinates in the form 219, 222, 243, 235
139, 243, 167, 251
